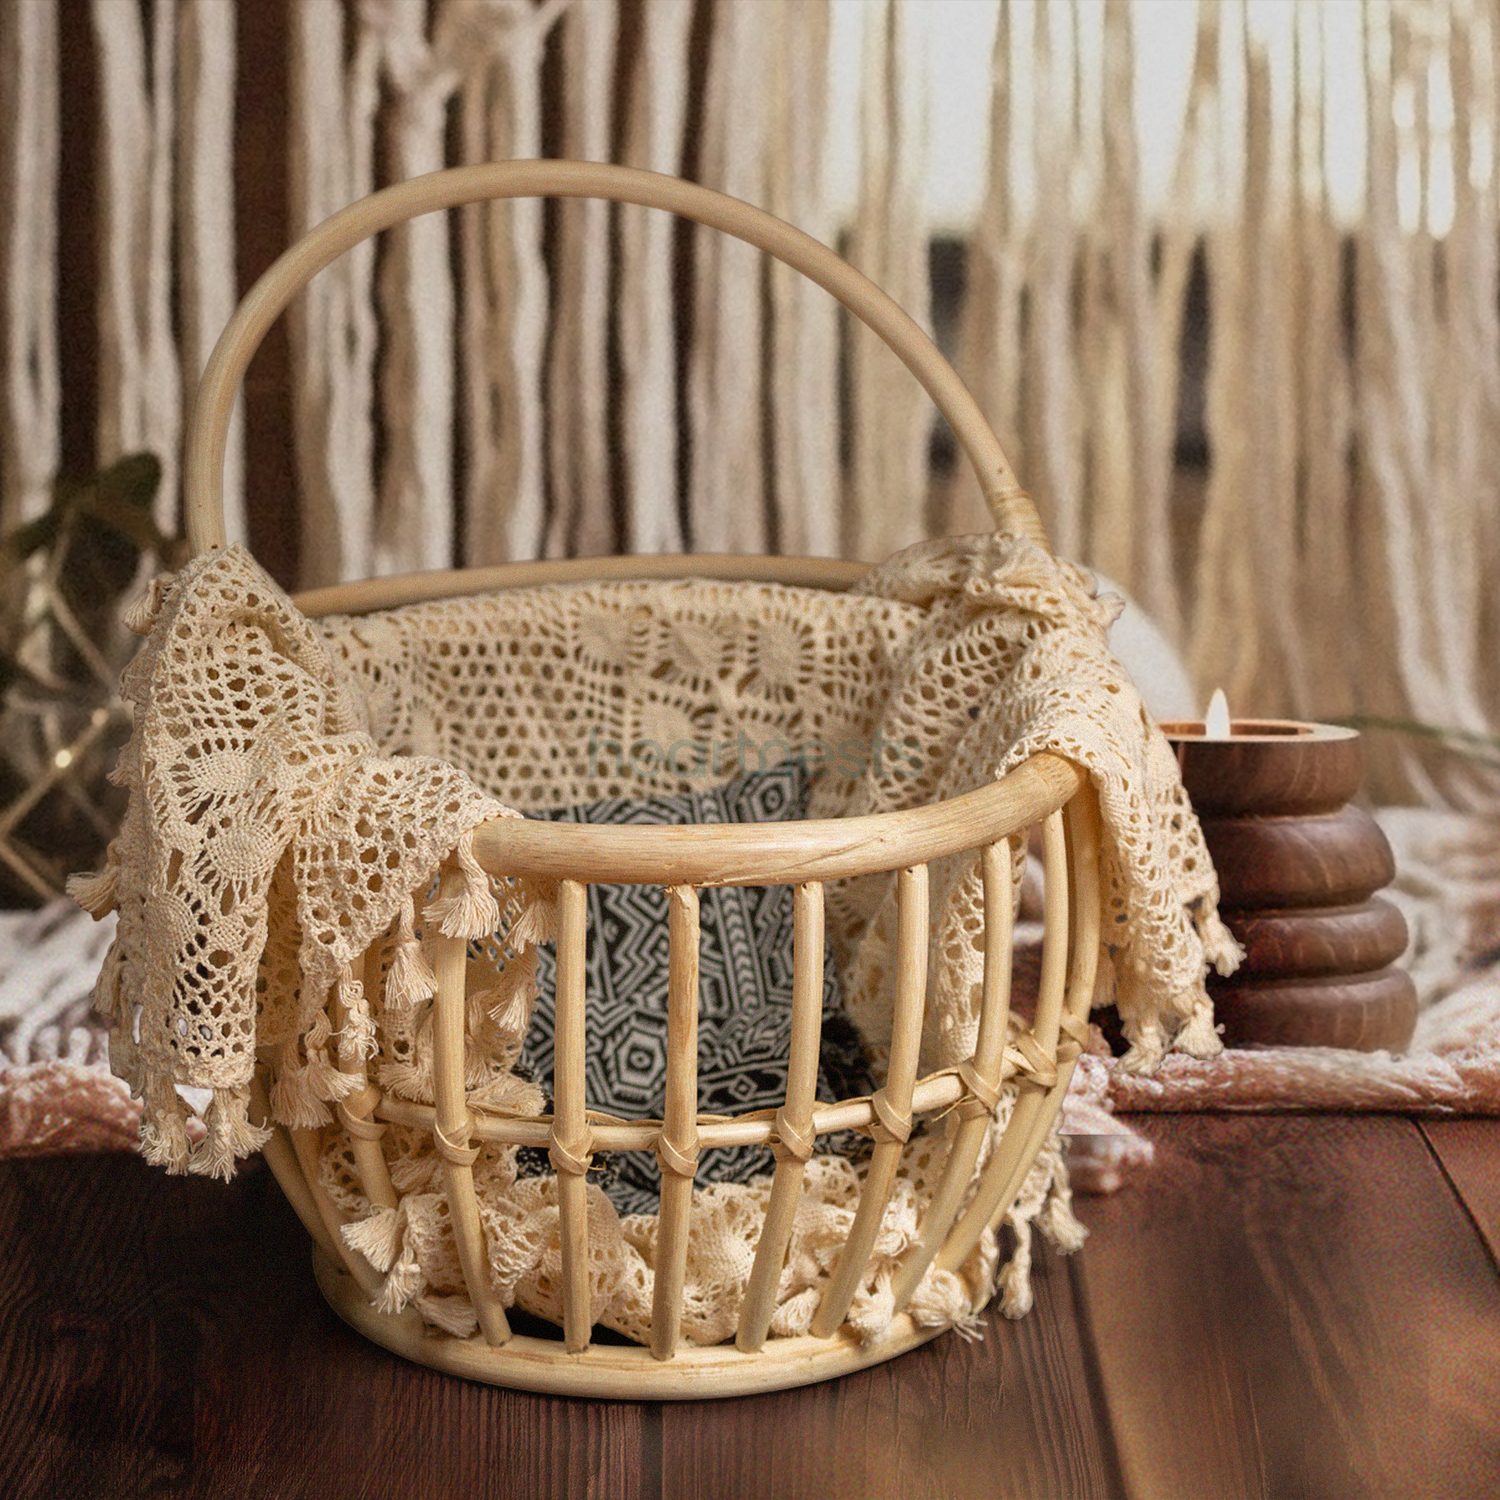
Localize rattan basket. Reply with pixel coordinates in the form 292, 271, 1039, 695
179, 161, 1103, 1399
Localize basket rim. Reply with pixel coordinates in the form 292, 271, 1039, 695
293, 551, 872, 618
470, 753, 1084, 887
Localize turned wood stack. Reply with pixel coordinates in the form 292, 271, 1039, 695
1165, 720, 1418, 1053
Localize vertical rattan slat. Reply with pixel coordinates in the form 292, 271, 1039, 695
334, 958, 398, 1214
956, 795, 1103, 1266
650, 885, 702, 1361
890, 839, 1015, 1312
984, 792, 1104, 1224
288, 1126, 383, 1297
430, 871, 512, 1347
1062, 794, 1103, 1019
552, 877, 594, 1352
810, 863, 930, 1340
736, 879, 826, 1353
250, 1072, 343, 1262
936, 809, 1073, 1276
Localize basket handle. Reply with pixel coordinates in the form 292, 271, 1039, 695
184, 159, 1048, 559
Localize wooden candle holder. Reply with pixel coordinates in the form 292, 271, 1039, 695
1162, 719, 1418, 1052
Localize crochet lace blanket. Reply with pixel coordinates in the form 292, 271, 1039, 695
71, 548, 511, 1175
75, 536, 1236, 1345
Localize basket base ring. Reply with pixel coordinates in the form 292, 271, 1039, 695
311, 1247, 952, 1400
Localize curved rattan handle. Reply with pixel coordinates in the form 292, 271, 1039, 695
185, 160, 1047, 558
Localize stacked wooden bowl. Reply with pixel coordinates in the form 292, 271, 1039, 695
1164, 719, 1418, 1052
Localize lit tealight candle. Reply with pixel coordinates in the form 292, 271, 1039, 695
1204, 687, 1231, 740
1157, 704, 1416, 1053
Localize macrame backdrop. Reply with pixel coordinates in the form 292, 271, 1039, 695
3, 0, 1499, 803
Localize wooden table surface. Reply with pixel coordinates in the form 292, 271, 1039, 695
2, 1114, 1496, 1500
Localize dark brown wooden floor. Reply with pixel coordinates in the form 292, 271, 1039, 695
1, 1115, 1496, 1500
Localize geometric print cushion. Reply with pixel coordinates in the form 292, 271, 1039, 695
522, 760, 873, 1218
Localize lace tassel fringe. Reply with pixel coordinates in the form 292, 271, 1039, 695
426, 831, 501, 940
67, 850, 119, 918
194, 1088, 274, 1180
336, 974, 378, 1066
1194, 896, 1244, 977
1174, 990, 1224, 1058
385, 897, 436, 1011
138, 1078, 192, 1174
342, 1203, 405, 1272
413, 1293, 479, 1339
507, 884, 559, 948
122, 572, 174, 635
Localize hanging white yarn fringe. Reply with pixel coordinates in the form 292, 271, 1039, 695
543, 1, 618, 560
618, 0, 693, 555
687, 0, 769, 556
366, 0, 461, 578
846, 0, 932, 563
763, 0, 840, 559
289, 0, 382, 586
176, 0, 241, 546
0, 0, 60, 534
91, 0, 182, 512
458, 15, 547, 568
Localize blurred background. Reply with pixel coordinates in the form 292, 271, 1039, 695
3, 0, 1500, 905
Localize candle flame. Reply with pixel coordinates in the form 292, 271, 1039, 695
1204, 688, 1231, 739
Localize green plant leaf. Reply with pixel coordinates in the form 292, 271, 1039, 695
0, 510, 61, 566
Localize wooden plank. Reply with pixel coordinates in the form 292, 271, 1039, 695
663, 1241, 1123, 1500
1421, 1119, 1500, 1272
0, 1156, 657, 1500
1074, 1114, 1500, 1500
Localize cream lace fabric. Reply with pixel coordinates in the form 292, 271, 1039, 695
76, 534, 1235, 1347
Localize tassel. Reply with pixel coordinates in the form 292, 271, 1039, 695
342, 1204, 405, 1272
490, 982, 532, 1050
122, 572, 174, 635
269, 1068, 333, 1128
270, 1039, 334, 1128
1034, 1143, 1089, 1253
1038, 1187, 1089, 1254
67, 853, 119, 919
767, 1285, 821, 1339
846, 1271, 897, 1343
996, 1220, 1035, 1318
385, 942, 437, 1010
377, 1257, 424, 1317
1193, 898, 1244, 977
477, 950, 537, 1047
138, 1081, 192, 1174
426, 832, 500, 941
385, 902, 437, 1011
413, 1293, 479, 1339
376, 1237, 424, 1316
194, 1089, 274, 1180
469, 1070, 544, 1116
906, 1266, 983, 1335
377, 1058, 431, 1102
390, 1151, 441, 1194
301, 1007, 363, 1103
507, 889, 558, 948
336, 974, 377, 1067
1174, 992, 1224, 1059
1114, 982, 1170, 1074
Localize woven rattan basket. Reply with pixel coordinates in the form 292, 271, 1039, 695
174, 161, 1103, 1399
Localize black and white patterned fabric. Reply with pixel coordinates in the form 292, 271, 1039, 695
522, 761, 873, 1217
